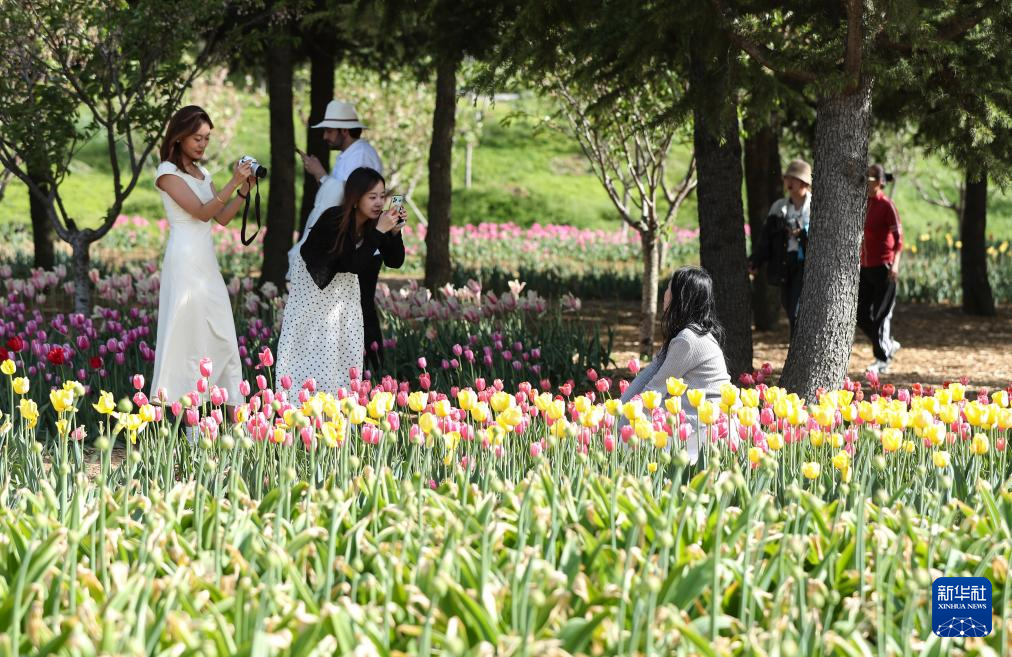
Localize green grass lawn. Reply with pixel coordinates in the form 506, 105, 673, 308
1, 82, 1008, 241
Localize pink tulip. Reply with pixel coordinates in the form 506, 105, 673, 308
530, 441, 543, 458
199, 358, 213, 378
184, 408, 199, 427
133, 391, 148, 407
627, 358, 641, 374
417, 357, 427, 370
301, 427, 314, 449
604, 436, 615, 452
349, 367, 360, 381
620, 424, 634, 443
210, 387, 225, 406
303, 377, 317, 393
211, 409, 223, 426
298, 388, 310, 404
239, 380, 251, 397
256, 375, 268, 391
171, 401, 182, 417
259, 347, 274, 368
419, 373, 431, 391
280, 375, 292, 390
196, 378, 208, 394
131, 374, 145, 391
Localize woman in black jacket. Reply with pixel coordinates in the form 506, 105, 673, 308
749, 159, 812, 339
276, 167, 405, 391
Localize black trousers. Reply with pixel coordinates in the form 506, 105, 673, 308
856, 265, 897, 361
781, 252, 804, 338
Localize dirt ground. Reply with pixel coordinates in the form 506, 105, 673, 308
594, 300, 1012, 389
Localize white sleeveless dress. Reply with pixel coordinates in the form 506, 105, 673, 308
276, 256, 363, 394
150, 162, 243, 403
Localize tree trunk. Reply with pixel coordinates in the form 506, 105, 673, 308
28, 162, 55, 270
779, 82, 873, 398
260, 29, 297, 288
299, 40, 335, 235
743, 118, 782, 331
424, 55, 458, 290
465, 142, 473, 189
961, 171, 995, 316
691, 50, 752, 377
639, 228, 660, 356
71, 233, 91, 315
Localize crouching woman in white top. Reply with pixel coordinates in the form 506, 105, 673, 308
620, 266, 731, 464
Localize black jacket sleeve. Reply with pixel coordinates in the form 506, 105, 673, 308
380, 232, 405, 269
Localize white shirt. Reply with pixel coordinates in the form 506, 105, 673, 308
287, 139, 383, 278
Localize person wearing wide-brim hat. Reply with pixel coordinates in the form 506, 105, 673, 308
749, 158, 812, 339
289, 100, 384, 279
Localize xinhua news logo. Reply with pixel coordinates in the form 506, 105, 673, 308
932, 577, 992, 638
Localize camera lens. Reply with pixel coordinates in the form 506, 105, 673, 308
253, 164, 268, 179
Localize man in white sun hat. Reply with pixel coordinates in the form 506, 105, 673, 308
288, 100, 384, 278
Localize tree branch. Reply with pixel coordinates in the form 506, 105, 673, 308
709, 0, 818, 84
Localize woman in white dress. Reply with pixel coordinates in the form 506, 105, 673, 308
277, 167, 406, 394
150, 105, 253, 404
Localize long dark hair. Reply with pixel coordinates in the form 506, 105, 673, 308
659, 266, 724, 356
160, 106, 213, 170
331, 167, 386, 255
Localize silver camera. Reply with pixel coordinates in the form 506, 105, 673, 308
239, 155, 268, 179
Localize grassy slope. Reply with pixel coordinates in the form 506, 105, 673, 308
0, 88, 1008, 240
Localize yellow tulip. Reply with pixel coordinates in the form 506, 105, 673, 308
767, 433, 784, 451
736, 406, 758, 427
881, 428, 902, 453
830, 432, 844, 449
939, 404, 959, 425
748, 447, 763, 465
911, 409, 933, 430
93, 391, 116, 415
548, 399, 567, 421
948, 382, 965, 402
902, 440, 916, 454
810, 430, 825, 448
604, 399, 623, 417
858, 401, 878, 423
497, 406, 523, 430
687, 389, 705, 408
419, 412, 437, 435
664, 396, 682, 416
647, 462, 658, 474
998, 409, 1012, 431
720, 383, 739, 408
470, 402, 490, 424
534, 392, 553, 412
56, 419, 69, 437
19, 398, 39, 428
271, 427, 286, 444
841, 404, 859, 422
934, 389, 953, 406
408, 391, 428, 413
323, 396, 340, 419
641, 390, 662, 411
49, 388, 75, 414
698, 401, 719, 425
457, 389, 477, 412
573, 395, 592, 414
549, 418, 569, 439
926, 422, 946, 447
932, 451, 951, 469
321, 422, 345, 447
801, 462, 821, 480
812, 404, 835, 429
139, 404, 158, 423
348, 405, 367, 425
970, 434, 989, 456
774, 398, 790, 419
579, 406, 604, 428
12, 377, 29, 395
666, 377, 688, 397
634, 418, 652, 440
490, 391, 513, 413
0, 359, 15, 376
832, 451, 851, 481
622, 399, 643, 421
433, 399, 452, 418
487, 425, 506, 446
740, 388, 760, 409
787, 404, 808, 427
304, 395, 325, 418
653, 430, 668, 449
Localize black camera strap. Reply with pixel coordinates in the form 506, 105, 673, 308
240, 177, 261, 246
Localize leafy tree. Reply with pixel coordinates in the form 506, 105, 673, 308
544, 73, 697, 356
0, 0, 233, 313
710, 0, 1008, 396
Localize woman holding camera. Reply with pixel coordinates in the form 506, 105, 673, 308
277, 167, 406, 393
150, 105, 254, 405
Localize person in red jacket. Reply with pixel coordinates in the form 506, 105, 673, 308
858, 164, 903, 374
